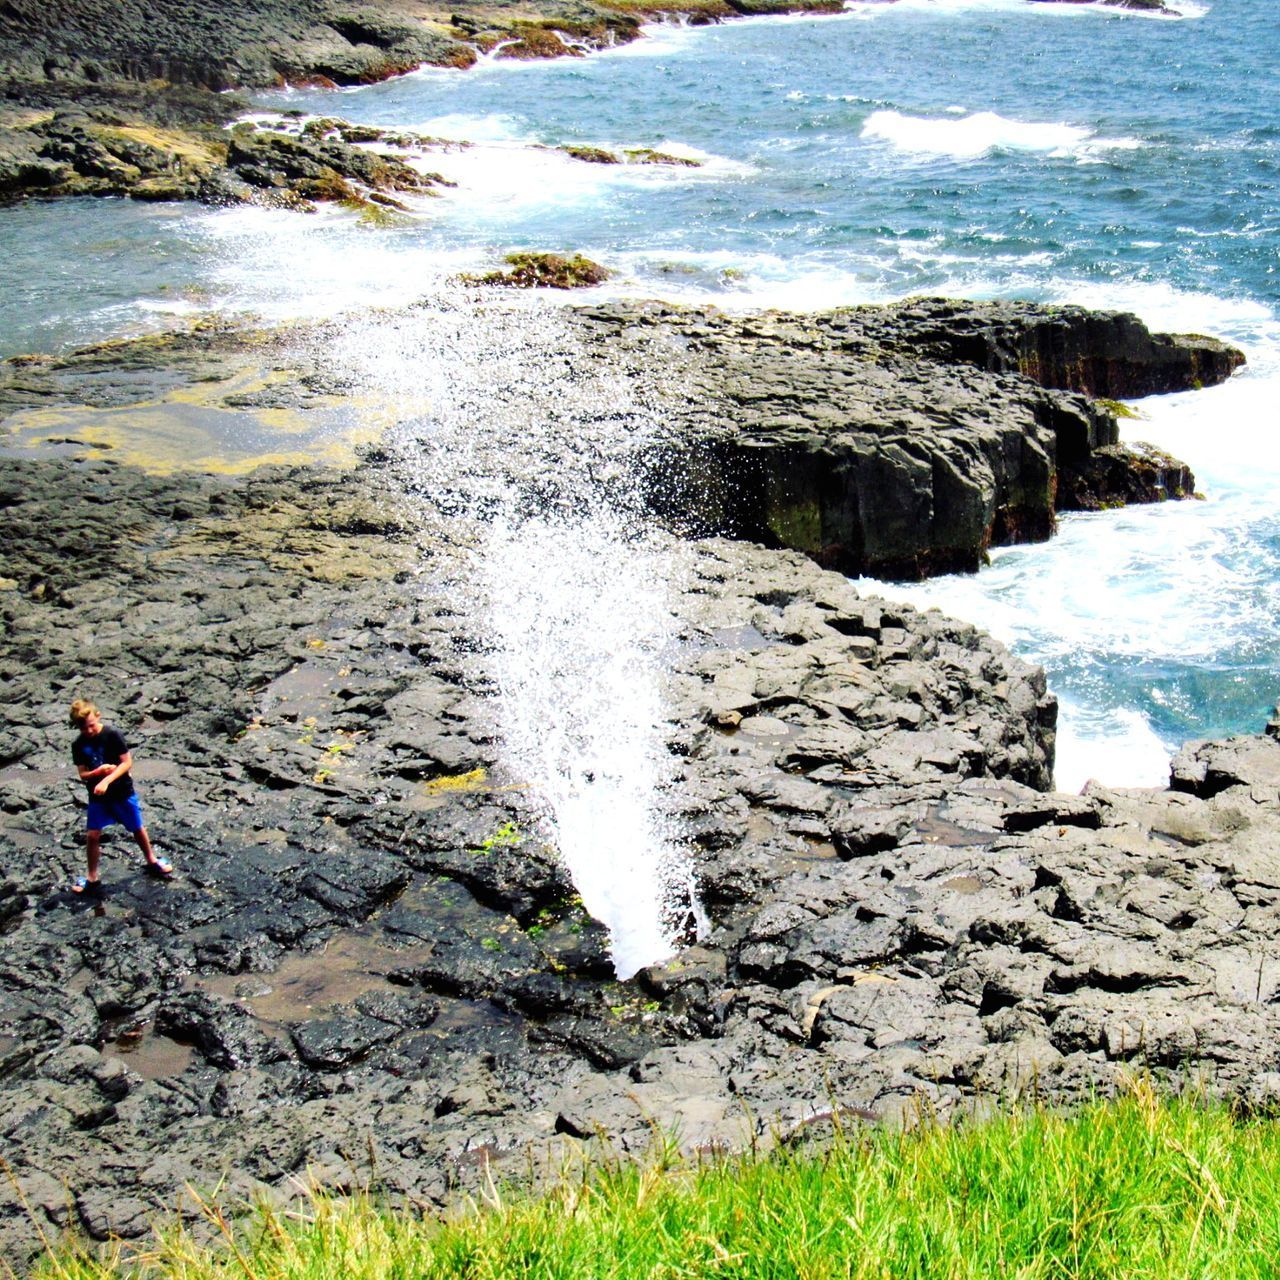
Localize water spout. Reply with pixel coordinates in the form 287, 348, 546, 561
322, 288, 699, 975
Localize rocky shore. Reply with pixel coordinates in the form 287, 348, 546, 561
0, 296, 1243, 573
0, 0, 1189, 208
0, 294, 1272, 1267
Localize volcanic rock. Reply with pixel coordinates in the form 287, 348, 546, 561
0, 298, 1264, 1269
566, 299, 1241, 577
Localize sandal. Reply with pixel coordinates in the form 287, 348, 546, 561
145, 857, 174, 879
71, 877, 104, 897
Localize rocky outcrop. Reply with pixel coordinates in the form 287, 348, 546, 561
0, 111, 452, 209
213, 121, 446, 207
0, 0, 472, 92
465, 252, 611, 290
0, 299, 1243, 580
0, 0, 842, 102
0, 106, 708, 208
556, 144, 703, 168
0, 110, 219, 199
859, 297, 1245, 400
564, 300, 1240, 578
1056, 440, 1197, 510
0, 0, 1189, 132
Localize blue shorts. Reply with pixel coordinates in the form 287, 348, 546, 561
85, 793, 145, 834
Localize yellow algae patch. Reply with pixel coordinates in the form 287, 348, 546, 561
424, 768, 489, 795
97, 124, 225, 169
1, 368, 381, 474
421, 769, 530, 802
0, 107, 55, 128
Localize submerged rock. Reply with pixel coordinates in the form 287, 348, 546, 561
465, 252, 612, 290
1030, 0, 1176, 12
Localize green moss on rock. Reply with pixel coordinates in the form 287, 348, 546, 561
625, 147, 703, 167
464, 252, 611, 290
561, 145, 621, 164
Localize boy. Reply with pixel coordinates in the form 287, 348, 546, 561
69, 699, 173, 894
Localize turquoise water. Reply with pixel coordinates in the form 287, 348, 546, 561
2, 0, 1277, 788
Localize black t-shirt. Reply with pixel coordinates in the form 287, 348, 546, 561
72, 726, 135, 800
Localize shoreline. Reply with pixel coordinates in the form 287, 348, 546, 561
0, 0, 1187, 210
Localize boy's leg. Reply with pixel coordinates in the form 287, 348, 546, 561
85, 829, 102, 884
79, 795, 110, 891
120, 795, 171, 873
133, 825, 156, 863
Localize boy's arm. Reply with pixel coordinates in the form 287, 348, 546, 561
77, 762, 113, 782
92, 751, 133, 795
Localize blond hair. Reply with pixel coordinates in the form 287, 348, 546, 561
69, 699, 99, 728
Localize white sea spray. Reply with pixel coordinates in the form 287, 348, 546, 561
318, 289, 698, 976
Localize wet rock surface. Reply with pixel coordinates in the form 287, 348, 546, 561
0, 298, 1267, 1267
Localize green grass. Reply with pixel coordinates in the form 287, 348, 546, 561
28, 1087, 1280, 1280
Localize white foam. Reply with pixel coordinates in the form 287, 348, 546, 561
187, 204, 477, 323
134, 298, 204, 317
592, 18, 705, 60
861, 109, 1137, 160
236, 111, 302, 129
593, 247, 910, 312
1053, 704, 1173, 792
861, 280, 1280, 794
1023, 0, 1203, 19
884, 490, 1277, 666
1038, 276, 1274, 341
483, 514, 689, 976
1124, 363, 1280, 492
409, 138, 735, 221
645, 139, 748, 172
406, 112, 534, 144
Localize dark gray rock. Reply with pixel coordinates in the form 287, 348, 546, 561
0, 301, 1264, 1271
290, 1014, 400, 1071
566, 300, 1240, 578
154, 992, 289, 1070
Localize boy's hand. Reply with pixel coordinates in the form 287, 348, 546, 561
93, 779, 110, 795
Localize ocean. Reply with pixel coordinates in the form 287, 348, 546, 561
2, 0, 1276, 807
